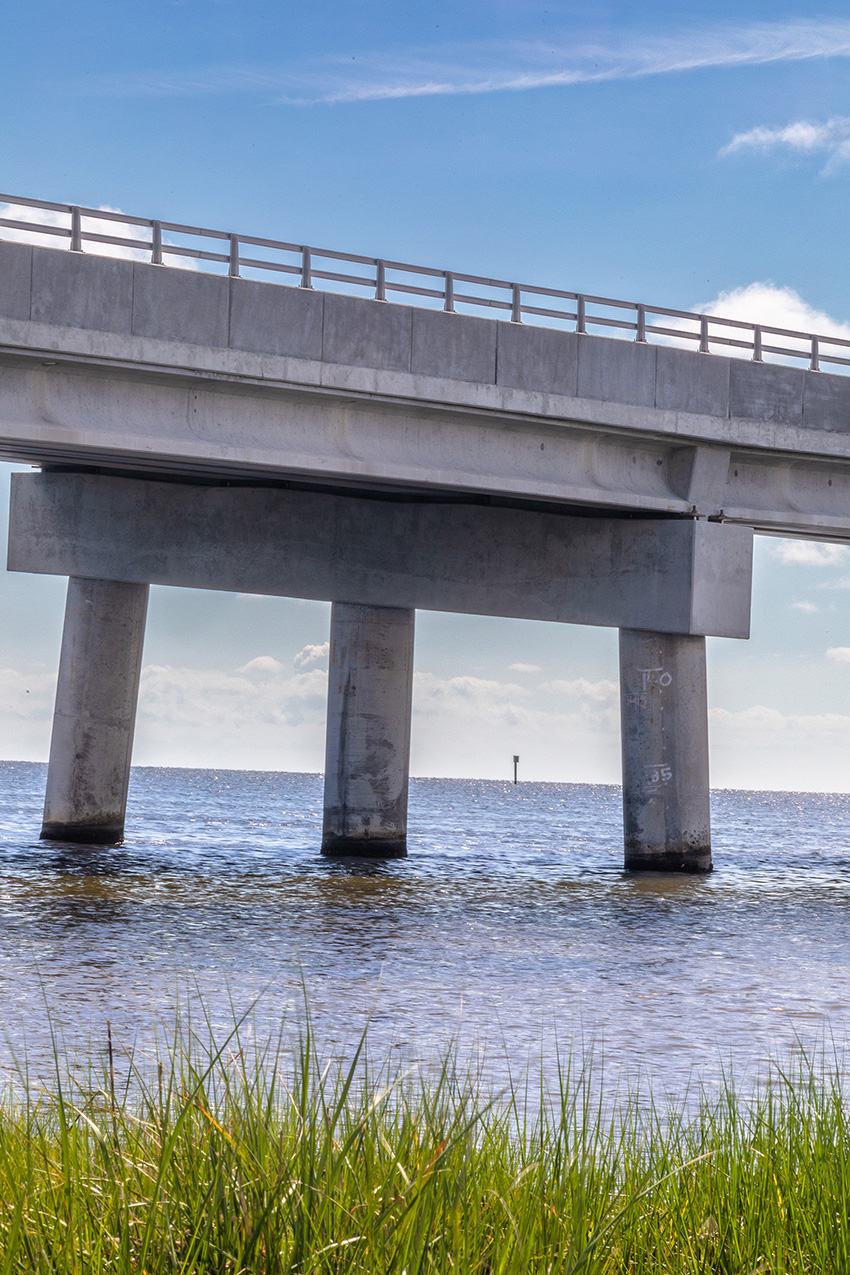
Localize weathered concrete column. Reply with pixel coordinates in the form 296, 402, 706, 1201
322, 603, 415, 857
41, 577, 149, 845
619, 628, 711, 873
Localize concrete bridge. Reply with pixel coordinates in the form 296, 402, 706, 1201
2, 196, 850, 870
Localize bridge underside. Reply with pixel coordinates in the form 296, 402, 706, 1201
1, 344, 850, 543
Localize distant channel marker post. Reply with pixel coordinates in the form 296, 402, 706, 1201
513, 756, 520, 785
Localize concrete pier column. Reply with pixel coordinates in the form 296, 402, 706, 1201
619, 628, 711, 873
322, 603, 415, 857
41, 577, 149, 845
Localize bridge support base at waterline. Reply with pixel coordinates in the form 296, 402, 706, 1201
322, 603, 415, 858
619, 628, 712, 873
41, 577, 149, 845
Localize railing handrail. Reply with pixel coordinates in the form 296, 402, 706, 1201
0, 192, 847, 373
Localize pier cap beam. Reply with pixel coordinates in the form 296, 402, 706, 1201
8, 473, 753, 638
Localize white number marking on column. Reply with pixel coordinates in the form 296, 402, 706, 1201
636, 667, 672, 691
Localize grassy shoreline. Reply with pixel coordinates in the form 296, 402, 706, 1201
0, 1017, 848, 1272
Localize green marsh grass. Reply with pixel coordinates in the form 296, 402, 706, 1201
0, 1011, 848, 1272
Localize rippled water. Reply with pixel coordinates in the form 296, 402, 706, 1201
0, 760, 848, 1092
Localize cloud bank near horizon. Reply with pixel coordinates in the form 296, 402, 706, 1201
5, 648, 850, 790
68, 18, 850, 106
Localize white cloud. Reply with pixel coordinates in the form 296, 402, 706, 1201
625, 276, 850, 364
541, 677, 619, 702
791, 600, 818, 612
710, 703, 850, 791
238, 655, 285, 678
693, 282, 850, 341
70, 19, 850, 106
413, 673, 529, 724
293, 642, 329, 670
0, 665, 58, 761
655, 281, 850, 362
131, 658, 329, 769
827, 647, 850, 663
508, 662, 541, 674
413, 669, 620, 738
770, 541, 850, 567
721, 116, 850, 174
711, 702, 850, 740
0, 202, 197, 267
0, 666, 56, 720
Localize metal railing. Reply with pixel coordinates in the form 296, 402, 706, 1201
1, 192, 848, 373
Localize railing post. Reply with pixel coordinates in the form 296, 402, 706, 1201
753, 325, 763, 362
699, 314, 709, 353
151, 221, 163, 265
70, 206, 82, 253
635, 304, 646, 343
576, 295, 586, 334
511, 283, 522, 324
444, 272, 455, 313
811, 336, 820, 372
301, 247, 312, 289
375, 260, 386, 301
228, 234, 240, 279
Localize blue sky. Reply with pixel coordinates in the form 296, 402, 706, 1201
4, 1, 850, 789
5, 1, 850, 309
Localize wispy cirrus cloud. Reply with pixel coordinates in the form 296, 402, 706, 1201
721, 116, 850, 173
71, 18, 850, 106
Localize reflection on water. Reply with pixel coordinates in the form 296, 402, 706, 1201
0, 761, 848, 1091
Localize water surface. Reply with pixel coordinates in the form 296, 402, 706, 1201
0, 762, 847, 1092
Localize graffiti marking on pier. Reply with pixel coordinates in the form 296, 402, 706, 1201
637, 666, 673, 691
